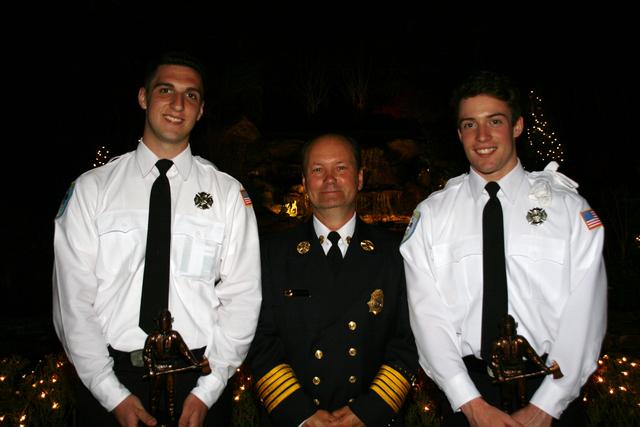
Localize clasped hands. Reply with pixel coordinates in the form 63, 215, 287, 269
303, 406, 365, 427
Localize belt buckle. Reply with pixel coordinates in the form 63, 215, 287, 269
130, 350, 144, 368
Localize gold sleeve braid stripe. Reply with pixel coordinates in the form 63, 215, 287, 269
255, 364, 301, 413
370, 364, 411, 413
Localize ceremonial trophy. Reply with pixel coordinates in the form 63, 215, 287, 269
143, 309, 211, 426
489, 314, 563, 412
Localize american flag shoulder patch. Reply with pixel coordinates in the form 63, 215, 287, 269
580, 209, 602, 230
240, 188, 252, 206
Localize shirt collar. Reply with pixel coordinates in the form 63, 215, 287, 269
313, 212, 357, 242
468, 159, 525, 204
136, 140, 193, 180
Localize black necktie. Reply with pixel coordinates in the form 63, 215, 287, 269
139, 159, 173, 334
327, 231, 342, 275
481, 181, 508, 360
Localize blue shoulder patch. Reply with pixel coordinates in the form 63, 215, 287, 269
402, 210, 421, 244
56, 181, 75, 219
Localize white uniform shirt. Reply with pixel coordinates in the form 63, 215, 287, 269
53, 142, 262, 411
400, 161, 606, 418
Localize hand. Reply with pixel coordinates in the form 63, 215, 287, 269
199, 357, 212, 375
460, 397, 523, 427
512, 403, 552, 427
303, 409, 337, 426
331, 406, 365, 427
112, 394, 157, 426
178, 393, 208, 427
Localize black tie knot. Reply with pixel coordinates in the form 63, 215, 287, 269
156, 159, 173, 176
327, 231, 341, 246
485, 181, 500, 198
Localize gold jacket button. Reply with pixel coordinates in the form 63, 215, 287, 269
312, 376, 321, 385
348, 398, 355, 403
313, 398, 320, 406
314, 349, 323, 359
348, 375, 357, 384
348, 348, 357, 357
348, 321, 357, 331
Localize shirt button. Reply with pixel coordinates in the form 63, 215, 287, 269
348, 348, 357, 357
312, 376, 321, 385
314, 350, 323, 360
348, 321, 357, 331
348, 375, 357, 384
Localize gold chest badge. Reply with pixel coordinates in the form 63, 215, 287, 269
367, 289, 384, 315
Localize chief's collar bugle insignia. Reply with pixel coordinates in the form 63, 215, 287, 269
346, 236, 352, 245
526, 207, 547, 225
360, 239, 374, 252
319, 235, 325, 245
367, 289, 384, 315
194, 192, 213, 210
297, 241, 311, 254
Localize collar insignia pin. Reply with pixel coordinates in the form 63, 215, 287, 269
297, 241, 311, 254
194, 192, 213, 210
526, 207, 547, 225
360, 240, 374, 252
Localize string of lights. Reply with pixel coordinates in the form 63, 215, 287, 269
1, 353, 637, 426
526, 90, 565, 167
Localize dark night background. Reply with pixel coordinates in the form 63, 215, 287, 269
2, 3, 639, 358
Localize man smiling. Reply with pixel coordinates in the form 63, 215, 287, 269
401, 71, 607, 426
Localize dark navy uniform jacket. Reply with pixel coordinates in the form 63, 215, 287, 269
248, 217, 419, 427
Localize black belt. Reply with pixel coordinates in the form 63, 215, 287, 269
108, 346, 206, 368
463, 354, 548, 375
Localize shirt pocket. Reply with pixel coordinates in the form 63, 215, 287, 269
173, 215, 225, 281
433, 237, 482, 306
95, 211, 146, 276
508, 235, 566, 301
508, 235, 566, 264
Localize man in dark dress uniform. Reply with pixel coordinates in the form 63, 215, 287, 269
247, 134, 419, 427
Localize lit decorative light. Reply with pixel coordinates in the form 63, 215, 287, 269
526, 90, 565, 166
1, 352, 638, 424
93, 145, 111, 168
285, 200, 298, 217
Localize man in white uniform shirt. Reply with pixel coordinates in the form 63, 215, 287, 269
52, 51, 261, 426
400, 71, 606, 426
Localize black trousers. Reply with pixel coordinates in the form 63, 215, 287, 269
74, 347, 231, 426
442, 356, 585, 426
